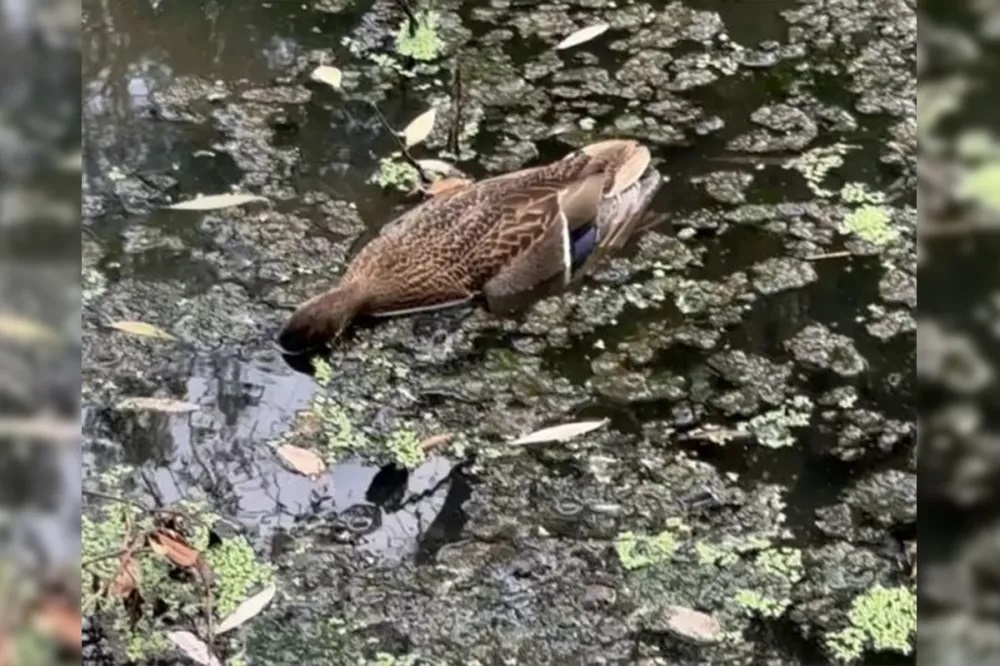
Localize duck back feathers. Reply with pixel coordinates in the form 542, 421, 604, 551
277, 139, 662, 354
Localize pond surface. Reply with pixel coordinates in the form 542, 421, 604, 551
81, 0, 917, 663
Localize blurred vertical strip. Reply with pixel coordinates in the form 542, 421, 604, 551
919, 0, 1000, 662
0, 0, 83, 662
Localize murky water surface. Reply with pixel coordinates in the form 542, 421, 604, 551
81, 0, 916, 663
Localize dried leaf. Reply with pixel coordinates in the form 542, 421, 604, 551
0, 416, 80, 444
402, 108, 436, 148
310, 65, 343, 89
216, 583, 277, 635
167, 631, 222, 666
275, 444, 327, 478
0, 313, 61, 345
149, 529, 201, 569
31, 597, 82, 652
109, 555, 140, 599
419, 433, 453, 452
510, 419, 609, 446
661, 605, 721, 644
415, 159, 464, 177
108, 320, 177, 341
116, 397, 201, 414
167, 193, 268, 211
426, 177, 473, 198
555, 23, 610, 50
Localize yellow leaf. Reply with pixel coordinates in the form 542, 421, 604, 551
555, 23, 610, 50
402, 108, 436, 148
510, 419, 609, 445
108, 321, 177, 341
310, 65, 343, 89
167, 193, 268, 211
275, 444, 327, 478
0, 313, 61, 344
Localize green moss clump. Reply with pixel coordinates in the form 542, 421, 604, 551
734, 589, 789, 618
825, 585, 916, 663
206, 535, 275, 616
842, 205, 898, 245
733, 547, 804, 619
386, 429, 424, 468
616, 530, 678, 570
370, 156, 420, 191
394, 11, 443, 61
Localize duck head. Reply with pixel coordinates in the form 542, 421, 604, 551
276, 282, 366, 355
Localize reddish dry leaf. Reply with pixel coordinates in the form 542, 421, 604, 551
275, 444, 327, 478
419, 433, 454, 452
109, 553, 141, 599
149, 528, 201, 569
31, 597, 82, 652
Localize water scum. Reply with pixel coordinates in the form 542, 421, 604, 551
80, 0, 915, 663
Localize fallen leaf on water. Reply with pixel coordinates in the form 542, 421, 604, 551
167, 631, 222, 666
149, 528, 201, 569
426, 177, 473, 198
216, 583, 277, 635
0, 416, 80, 444
109, 554, 141, 599
510, 419, 609, 446
108, 321, 177, 342
167, 193, 268, 211
0, 313, 61, 345
661, 605, 721, 644
275, 444, 327, 478
310, 65, 343, 89
116, 397, 201, 414
31, 597, 82, 652
419, 433, 454, 452
415, 159, 464, 177
402, 108, 436, 148
555, 23, 610, 50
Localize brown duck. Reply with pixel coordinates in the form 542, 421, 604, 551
278, 139, 663, 354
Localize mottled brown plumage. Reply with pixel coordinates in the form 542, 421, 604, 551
278, 139, 663, 354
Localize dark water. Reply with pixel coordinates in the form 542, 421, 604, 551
81, 0, 915, 662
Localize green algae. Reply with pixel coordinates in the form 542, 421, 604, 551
842, 205, 898, 246
370, 156, 419, 191
734, 547, 804, 619
825, 584, 916, 663
616, 529, 679, 570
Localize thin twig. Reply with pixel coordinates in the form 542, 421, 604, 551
367, 101, 432, 183
805, 250, 852, 261
448, 57, 463, 157
81, 548, 131, 569
396, 0, 418, 37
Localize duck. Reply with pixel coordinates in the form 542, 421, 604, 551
277, 139, 663, 355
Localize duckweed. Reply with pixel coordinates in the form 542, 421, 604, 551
958, 162, 1000, 214
386, 429, 425, 468
746, 395, 813, 448
370, 156, 419, 191
825, 584, 916, 663
843, 205, 898, 246
616, 529, 678, 570
395, 10, 443, 61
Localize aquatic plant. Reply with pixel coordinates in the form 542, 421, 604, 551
616, 529, 679, 570
842, 205, 898, 246
734, 547, 804, 619
825, 584, 916, 663
370, 156, 419, 191
746, 395, 813, 448
386, 429, 425, 468
958, 162, 1000, 214
395, 10, 443, 61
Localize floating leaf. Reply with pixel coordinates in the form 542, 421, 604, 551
402, 108, 436, 148
167, 193, 267, 211
31, 597, 82, 652
0, 313, 61, 345
108, 321, 177, 342
275, 444, 327, 478
510, 419, 609, 446
109, 554, 141, 599
0, 417, 80, 443
419, 433, 454, 452
216, 583, 277, 635
116, 397, 201, 414
310, 65, 343, 89
555, 23, 610, 50
415, 159, 463, 177
167, 631, 222, 666
149, 529, 201, 569
661, 605, 722, 644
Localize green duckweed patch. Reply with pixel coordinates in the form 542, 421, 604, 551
370, 156, 420, 191
958, 162, 1000, 214
395, 10, 443, 61
842, 205, 898, 246
825, 584, 916, 663
733, 547, 804, 619
82, 465, 275, 662
616, 519, 691, 570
